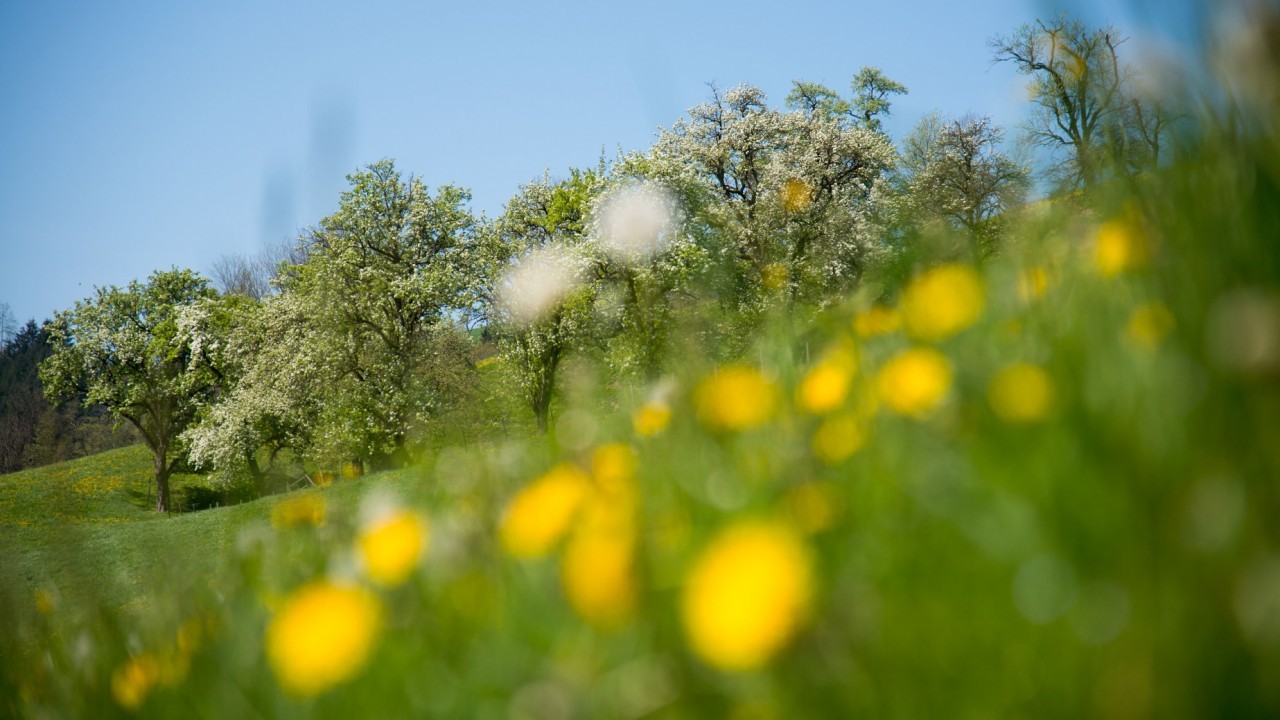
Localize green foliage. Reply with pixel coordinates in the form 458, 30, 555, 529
39, 269, 218, 512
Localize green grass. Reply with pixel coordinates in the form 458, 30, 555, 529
0, 446, 419, 611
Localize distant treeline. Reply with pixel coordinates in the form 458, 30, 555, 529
0, 318, 138, 474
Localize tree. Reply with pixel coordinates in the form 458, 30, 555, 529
40, 269, 218, 512
901, 113, 1029, 249
851, 67, 908, 132
272, 159, 479, 466
489, 169, 605, 433
645, 82, 897, 308
991, 16, 1173, 189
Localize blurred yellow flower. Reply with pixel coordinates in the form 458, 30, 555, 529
592, 443, 637, 496
1017, 266, 1050, 301
111, 653, 160, 710
632, 400, 672, 437
876, 348, 953, 417
696, 365, 779, 431
987, 363, 1054, 423
358, 510, 429, 587
762, 262, 790, 290
785, 482, 843, 534
34, 588, 55, 615
499, 463, 590, 557
811, 411, 867, 464
271, 494, 326, 529
561, 529, 636, 628
266, 581, 381, 697
900, 264, 985, 341
1093, 219, 1147, 277
1127, 302, 1175, 349
853, 305, 901, 337
681, 521, 812, 671
797, 350, 856, 414
780, 177, 813, 213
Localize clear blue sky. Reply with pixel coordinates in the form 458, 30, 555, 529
0, 0, 1198, 325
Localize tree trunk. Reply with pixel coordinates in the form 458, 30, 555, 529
154, 451, 172, 514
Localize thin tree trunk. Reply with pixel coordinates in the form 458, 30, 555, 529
154, 450, 172, 514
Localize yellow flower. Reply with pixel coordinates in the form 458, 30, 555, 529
762, 262, 790, 290
899, 264, 985, 341
632, 401, 673, 437
681, 521, 813, 671
499, 463, 591, 557
785, 482, 843, 534
561, 529, 636, 628
271, 494, 327, 529
592, 443, 637, 495
266, 582, 381, 697
987, 363, 1054, 423
1017, 266, 1050, 301
780, 177, 813, 213
358, 510, 429, 587
1127, 302, 1175, 349
797, 349, 856, 415
853, 305, 901, 337
811, 412, 867, 464
1093, 218, 1147, 277
112, 653, 160, 710
876, 348, 953, 417
696, 365, 778, 431
34, 588, 55, 615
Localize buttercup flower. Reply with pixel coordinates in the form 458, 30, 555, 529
900, 264, 985, 342
633, 400, 673, 437
266, 581, 381, 697
499, 463, 590, 557
696, 365, 778, 431
358, 509, 429, 587
681, 521, 813, 671
987, 363, 1054, 423
876, 347, 953, 417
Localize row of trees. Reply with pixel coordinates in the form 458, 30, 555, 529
31, 16, 1177, 511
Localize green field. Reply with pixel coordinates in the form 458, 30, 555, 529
0, 445, 415, 612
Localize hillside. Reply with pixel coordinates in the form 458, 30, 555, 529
0, 445, 416, 611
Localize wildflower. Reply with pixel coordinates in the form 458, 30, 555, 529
681, 521, 813, 671
633, 401, 673, 437
111, 653, 160, 710
876, 348, 953, 417
358, 510, 429, 587
266, 581, 381, 697
1017, 266, 1050, 301
1127, 303, 1175, 349
499, 464, 590, 557
592, 443, 637, 497
561, 529, 636, 628
785, 482, 843, 534
797, 349, 856, 415
853, 305, 901, 337
811, 412, 866, 464
762, 263, 790, 290
780, 177, 813, 213
900, 264, 985, 341
696, 365, 778, 431
34, 588, 55, 615
1093, 219, 1146, 277
988, 363, 1054, 423
271, 494, 326, 529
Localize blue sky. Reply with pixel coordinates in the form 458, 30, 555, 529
0, 0, 1198, 324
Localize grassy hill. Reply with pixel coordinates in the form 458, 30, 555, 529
0, 445, 417, 611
